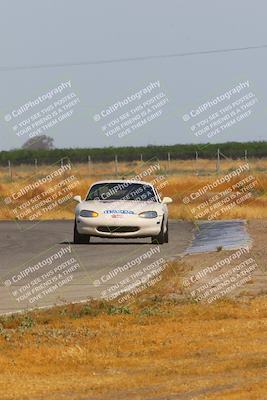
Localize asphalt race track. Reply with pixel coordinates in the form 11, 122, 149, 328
0, 220, 194, 314
0, 220, 251, 314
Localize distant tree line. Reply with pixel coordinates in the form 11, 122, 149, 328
0, 142, 266, 165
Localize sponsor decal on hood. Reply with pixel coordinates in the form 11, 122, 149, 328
104, 210, 134, 214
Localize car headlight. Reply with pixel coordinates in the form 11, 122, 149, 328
79, 210, 99, 217
139, 211, 158, 218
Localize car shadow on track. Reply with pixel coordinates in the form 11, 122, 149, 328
60, 241, 152, 246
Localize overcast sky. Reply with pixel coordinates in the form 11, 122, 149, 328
0, 0, 267, 150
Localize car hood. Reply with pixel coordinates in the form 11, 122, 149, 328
76, 200, 163, 215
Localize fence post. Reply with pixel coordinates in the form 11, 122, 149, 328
115, 154, 118, 177
195, 151, 199, 175
216, 148, 220, 174
8, 160, 12, 181
140, 154, 143, 162
88, 155, 91, 172
167, 152, 171, 172
34, 158, 38, 171
244, 150, 248, 162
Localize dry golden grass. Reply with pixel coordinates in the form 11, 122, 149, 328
0, 159, 267, 220
1, 289, 267, 399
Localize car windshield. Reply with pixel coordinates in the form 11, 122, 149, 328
86, 182, 157, 202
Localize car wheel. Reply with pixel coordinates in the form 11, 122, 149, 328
73, 221, 90, 244
151, 220, 165, 245
164, 220, 169, 243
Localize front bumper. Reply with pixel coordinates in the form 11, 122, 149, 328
76, 215, 162, 238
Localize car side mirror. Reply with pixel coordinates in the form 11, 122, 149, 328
162, 197, 173, 205
73, 195, 82, 203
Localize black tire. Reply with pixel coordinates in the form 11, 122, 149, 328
73, 221, 90, 244
164, 220, 169, 243
151, 220, 165, 245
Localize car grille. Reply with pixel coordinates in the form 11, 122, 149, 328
97, 226, 139, 233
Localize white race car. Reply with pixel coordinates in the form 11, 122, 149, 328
73, 180, 172, 244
